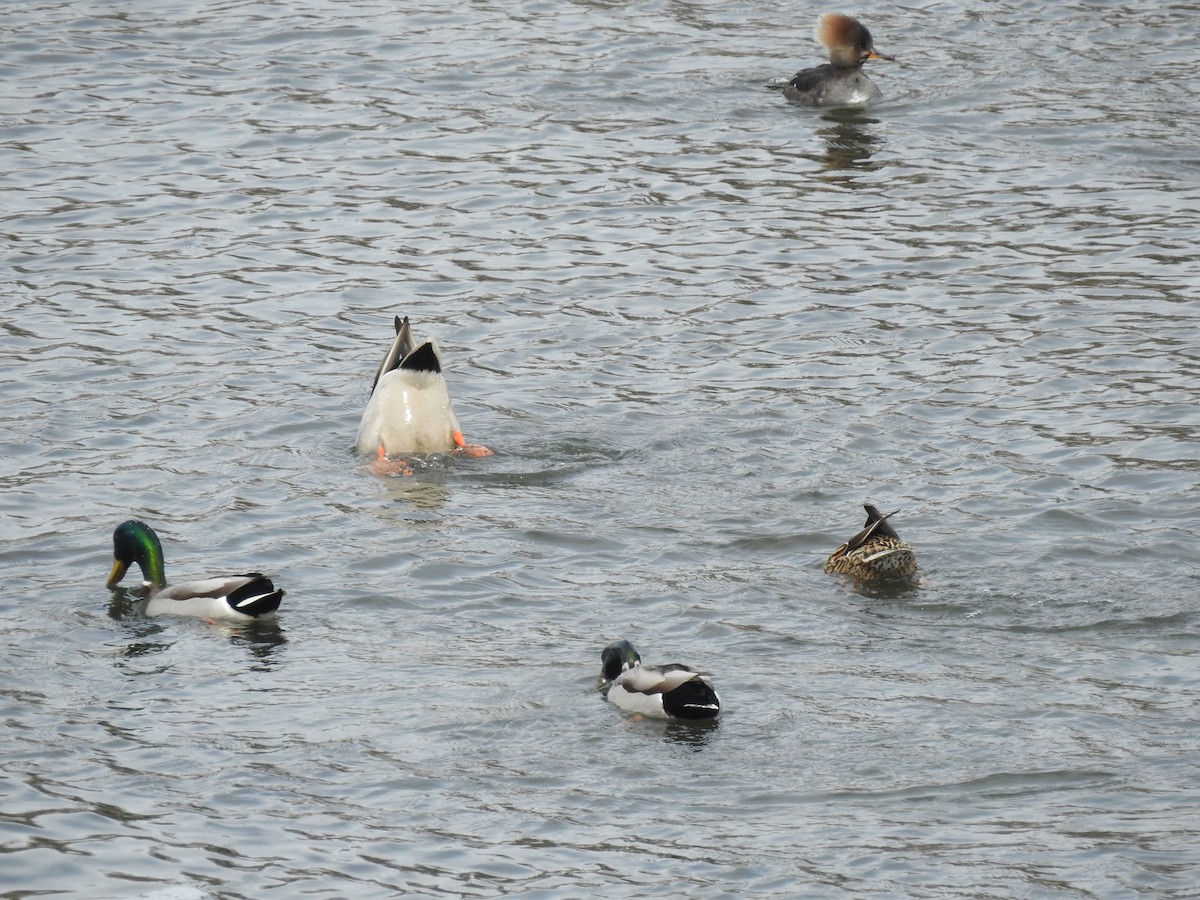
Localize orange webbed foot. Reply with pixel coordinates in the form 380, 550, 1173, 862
366, 446, 414, 477
451, 431, 494, 458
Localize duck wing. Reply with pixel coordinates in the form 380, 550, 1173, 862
151, 573, 284, 619
620, 663, 708, 695
370, 315, 416, 392
783, 64, 834, 104
843, 504, 902, 553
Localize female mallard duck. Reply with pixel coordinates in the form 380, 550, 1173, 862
356, 316, 491, 471
598, 640, 720, 721
106, 520, 284, 619
824, 504, 917, 582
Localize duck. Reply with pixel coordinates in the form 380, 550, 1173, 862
824, 503, 917, 582
598, 640, 720, 721
356, 316, 491, 472
782, 13, 894, 107
106, 519, 284, 619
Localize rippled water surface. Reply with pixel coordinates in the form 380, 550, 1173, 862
3, 0, 1199, 896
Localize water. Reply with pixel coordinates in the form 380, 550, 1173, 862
3, 0, 1199, 896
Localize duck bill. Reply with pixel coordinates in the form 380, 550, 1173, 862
867, 50, 895, 62
106, 558, 129, 588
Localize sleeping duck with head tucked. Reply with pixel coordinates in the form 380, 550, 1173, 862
356, 315, 491, 475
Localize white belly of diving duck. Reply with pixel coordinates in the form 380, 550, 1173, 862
356, 368, 462, 456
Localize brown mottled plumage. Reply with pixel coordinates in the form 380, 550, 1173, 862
824, 504, 917, 582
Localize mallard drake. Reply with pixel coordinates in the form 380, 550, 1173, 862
824, 503, 917, 582
781, 13, 894, 107
598, 640, 721, 721
106, 520, 284, 619
356, 316, 491, 469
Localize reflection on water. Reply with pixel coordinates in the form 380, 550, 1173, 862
598, 696, 721, 750
375, 468, 454, 514
818, 111, 885, 174
837, 575, 924, 602
107, 588, 287, 664
661, 718, 720, 750
107, 588, 143, 623
118, 636, 174, 664
224, 619, 289, 666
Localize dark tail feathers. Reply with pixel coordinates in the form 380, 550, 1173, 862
228, 575, 284, 618
663, 679, 720, 720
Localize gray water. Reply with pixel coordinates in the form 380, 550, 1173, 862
3, 0, 1200, 897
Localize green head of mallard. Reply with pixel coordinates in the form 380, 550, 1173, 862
107, 520, 166, 590
599, 640, 641, 688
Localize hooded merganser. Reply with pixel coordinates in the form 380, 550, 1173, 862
783, 13, 894, 107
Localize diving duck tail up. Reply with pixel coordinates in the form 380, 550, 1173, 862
824, 503, 917, 583
355, 315, 492, 474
